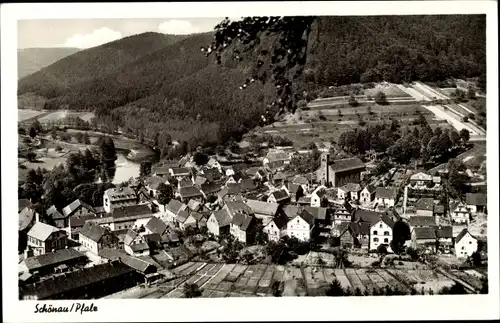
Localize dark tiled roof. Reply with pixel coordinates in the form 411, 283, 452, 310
465, 193, 487, 206
217, 186, 230, 199
19, 208, 35, 231
231, 213, 254, 231
190, 211, 204, 222
98, 249, 155, 273
295, 209, 315, 226
211, 209, 232, 227
410, 216, 437, 227
225, 201, 253, 217
413, 227, 437, 240
245, 199, 279, 216
329, 157, 365, 172
171, 167, 191, 176
176, 210, 191, 223
304, 206, 327, 221
22, 248, 86, 271
130, 242, 150, 252
375, 187, 397, 199
362, 185, 376, 193
69, 213, 102, 228
227, 183, 242, 195
268, 214, 289, 230
47, 205, 64, 220
200, 182, 222, 196
271, 189, 289, 201
145, 217, 167, 235
179, 186, 203, 198
20, 261, 135, 300
123, 229, 139, 246
19, 199, 32, 213
105, 187, 136, 201
455, 228, 476, 243
380, 213, 396, 229
285, 182, 301, 194
240, 178, 258, 192
436, 226, 453, 239
434, 205, 445, 214
62, 199, 95, 217
353, 209, 382, 224
80, 221, 107, 242
314, 188, 327, 198
415, 198, 435, 211
283, 205, 301, 219
166, 199, 185, 215
339, 183, 362, 193
292, 175, 309, 185
112, 204, 152, 219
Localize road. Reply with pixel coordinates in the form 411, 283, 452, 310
396, 83, 486, 140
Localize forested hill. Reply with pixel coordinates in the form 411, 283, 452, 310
18, 32, 187, 96
18, 47, 80, 79
304, 15, 486, 87
18, 15, 486, 150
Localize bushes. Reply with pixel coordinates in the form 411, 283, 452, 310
374, 91, 388, 105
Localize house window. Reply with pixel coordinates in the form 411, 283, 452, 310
373, 230, 378, 235
374, 238, 379, 242
469, 241, 472, 244
384, 231, 389, 236
379, 224, 383, 228
462, 246, 465, 250
384, 238, 388, 243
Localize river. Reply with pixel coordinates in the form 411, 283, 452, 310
113, 151, 141, 184
65, 129, 155, 184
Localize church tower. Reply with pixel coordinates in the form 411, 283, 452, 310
320, 152, 329, 186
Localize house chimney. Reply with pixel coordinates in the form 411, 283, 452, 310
35, 212, 40, 223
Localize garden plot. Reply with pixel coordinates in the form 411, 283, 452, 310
450, 270, 483, 290
364, 83, 412, 98
18, 109, 47, 122
333, 269, 352, 290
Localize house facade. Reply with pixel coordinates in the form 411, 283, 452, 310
286, 210, 315, 241
359, 185, 376, 204
103, 187, 137, 213
263, 216, 288, 242
450, 200, 471, 224
455, 229, 478, 258
207, 209, 232, 237
337, 183, 362, 201
465, 193, 487, 214
79, 222, 118, 255
316, 153, 365, 188
27, 222, 68, 256
369, 218, 394, 252
375, 187, 396, 208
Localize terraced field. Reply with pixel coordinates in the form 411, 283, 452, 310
105, 260, 484, 299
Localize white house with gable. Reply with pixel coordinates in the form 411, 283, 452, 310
286, 210, 315, 241
454, 228, 478, 258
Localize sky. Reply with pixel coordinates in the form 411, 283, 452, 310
17, 18, 225, 49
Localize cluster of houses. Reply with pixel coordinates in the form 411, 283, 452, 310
17, 148, 487, 299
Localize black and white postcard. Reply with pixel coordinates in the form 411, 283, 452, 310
1, 1, 498, 322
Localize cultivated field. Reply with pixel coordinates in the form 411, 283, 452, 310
255, 103, 444, 148
105, 258, 484, 299
37, 110, 96, 123
18, 109, 47, 122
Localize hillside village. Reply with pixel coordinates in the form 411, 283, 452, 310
18, 133, 488, 299
15, 15, 489, 300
